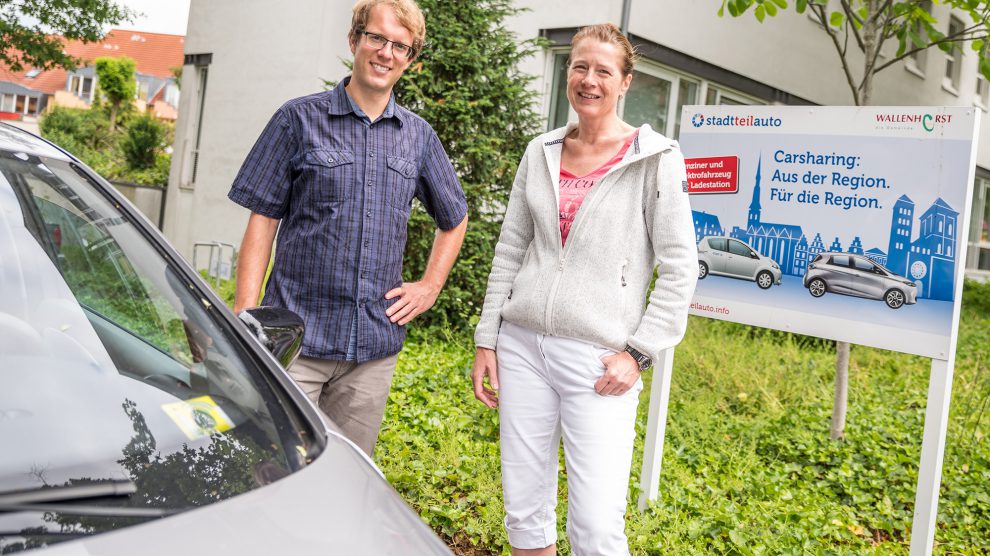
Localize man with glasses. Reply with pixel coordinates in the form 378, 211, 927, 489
228, 0, 467, 456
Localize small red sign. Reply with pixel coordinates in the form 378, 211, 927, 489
685, 155, 739, 194
0, 112, 22, 121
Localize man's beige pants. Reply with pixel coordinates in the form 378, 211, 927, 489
288, 354, 399, 456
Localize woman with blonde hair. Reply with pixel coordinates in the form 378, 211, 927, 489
471, 23, 697, 556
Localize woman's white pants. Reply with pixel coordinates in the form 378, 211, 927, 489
497, 321, 643, 556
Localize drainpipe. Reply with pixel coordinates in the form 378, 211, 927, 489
620, 0, 632, 37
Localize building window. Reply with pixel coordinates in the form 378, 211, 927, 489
943, 17, 964, 92
976, 76, 989, 110
69, 74, 95, 101
968, 176, 990, 273
674, 79, 699, 138
137, 80, 150, 101
81, 77, 94, 101
1, 94, 13, 112
622, 68, 672, 135
547, 51, 571, 130
906, 1, 932, 76
181, 58, 211, 189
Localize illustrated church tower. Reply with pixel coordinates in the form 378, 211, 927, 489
748, 157, 762, 228
886, 194, 915, 276
908, 198, 959, 301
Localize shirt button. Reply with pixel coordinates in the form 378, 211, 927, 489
327, 157, 334, 163
366, 211, 372, 217
370, 153, 375, 157
359, 302, 365, 308
368, 181, 372, 187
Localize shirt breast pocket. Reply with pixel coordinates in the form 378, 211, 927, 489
301, 149, 355, 202
384, 155, 418, 212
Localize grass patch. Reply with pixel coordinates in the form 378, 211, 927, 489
378, 283, 990, 554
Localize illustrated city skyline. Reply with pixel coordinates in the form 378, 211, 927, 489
692, 156, 959, 301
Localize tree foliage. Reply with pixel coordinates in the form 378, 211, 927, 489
720, 0, 990, 105
95, 55, 136, 129
121, 114, 166, 170
392, 0, 547, 331
0, 0, 133, 72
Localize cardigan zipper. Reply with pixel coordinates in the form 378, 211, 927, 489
544, 170, 618, 335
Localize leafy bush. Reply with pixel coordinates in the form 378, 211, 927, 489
39, 106, 172, 186
120, 114, 165, 170
38, 106, 114, 158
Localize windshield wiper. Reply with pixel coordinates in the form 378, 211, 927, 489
0, 480, 174, 517
0, 480, 136, 506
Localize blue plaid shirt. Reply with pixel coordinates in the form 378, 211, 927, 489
229, 76, 467, 362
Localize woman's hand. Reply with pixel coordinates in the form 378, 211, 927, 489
595, 352, 641, 396
471, 347, 499, 408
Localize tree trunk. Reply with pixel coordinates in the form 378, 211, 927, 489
830, 1, 881, 441
831, 340, 851, 439
109, 102, 119, 131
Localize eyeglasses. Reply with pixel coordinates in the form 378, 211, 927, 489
357, 30, 416, 60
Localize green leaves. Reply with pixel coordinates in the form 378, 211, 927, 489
0, 0, 134, 71
828, 10, 845, 28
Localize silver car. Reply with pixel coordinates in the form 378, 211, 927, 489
803, 252, 917, 309
697, 236, 782, 289
0, 124, 451, 555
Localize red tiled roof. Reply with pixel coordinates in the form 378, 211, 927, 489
1, 29, 184, 96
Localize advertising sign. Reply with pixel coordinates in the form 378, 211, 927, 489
678, 106, 980, 360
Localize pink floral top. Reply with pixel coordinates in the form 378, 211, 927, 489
558, 131, 637, 246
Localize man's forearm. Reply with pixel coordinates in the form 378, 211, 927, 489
234, 213, 279, 313
421, 215, 468, 291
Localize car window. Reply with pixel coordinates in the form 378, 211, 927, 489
709, 237, 727, 251
830, 255, 850, 266
728, 239, 753, 257
0, 150, 320, 550
851, 257, 876, 272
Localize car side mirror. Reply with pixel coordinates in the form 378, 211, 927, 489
238, 307, 305, 369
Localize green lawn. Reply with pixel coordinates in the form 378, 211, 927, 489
377, 281, 990, 555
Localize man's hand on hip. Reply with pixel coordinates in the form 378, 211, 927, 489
384, 281, 441, 325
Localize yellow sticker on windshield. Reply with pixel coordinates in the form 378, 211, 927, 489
161, 395, 234, 440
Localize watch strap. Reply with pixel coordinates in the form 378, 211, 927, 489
623, 345, 652, 371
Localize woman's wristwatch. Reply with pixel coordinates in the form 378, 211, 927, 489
623, 345, 653, 371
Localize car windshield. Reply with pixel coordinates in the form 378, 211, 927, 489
0, 148, 318, 551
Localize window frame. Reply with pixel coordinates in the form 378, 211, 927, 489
942, 16, 965, 94
967, 175, 990, 277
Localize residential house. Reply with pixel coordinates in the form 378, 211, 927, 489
0, 29, 184, 123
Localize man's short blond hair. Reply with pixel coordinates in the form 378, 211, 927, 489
350, 0, 427, 59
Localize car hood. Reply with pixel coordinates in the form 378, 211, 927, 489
28, 432, 451, 555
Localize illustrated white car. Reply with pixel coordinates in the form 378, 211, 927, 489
803, 252, 917, 309
697, 236, 782, 289
0, 124, 451, 555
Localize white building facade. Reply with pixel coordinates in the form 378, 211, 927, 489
164, 0, 990, 279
